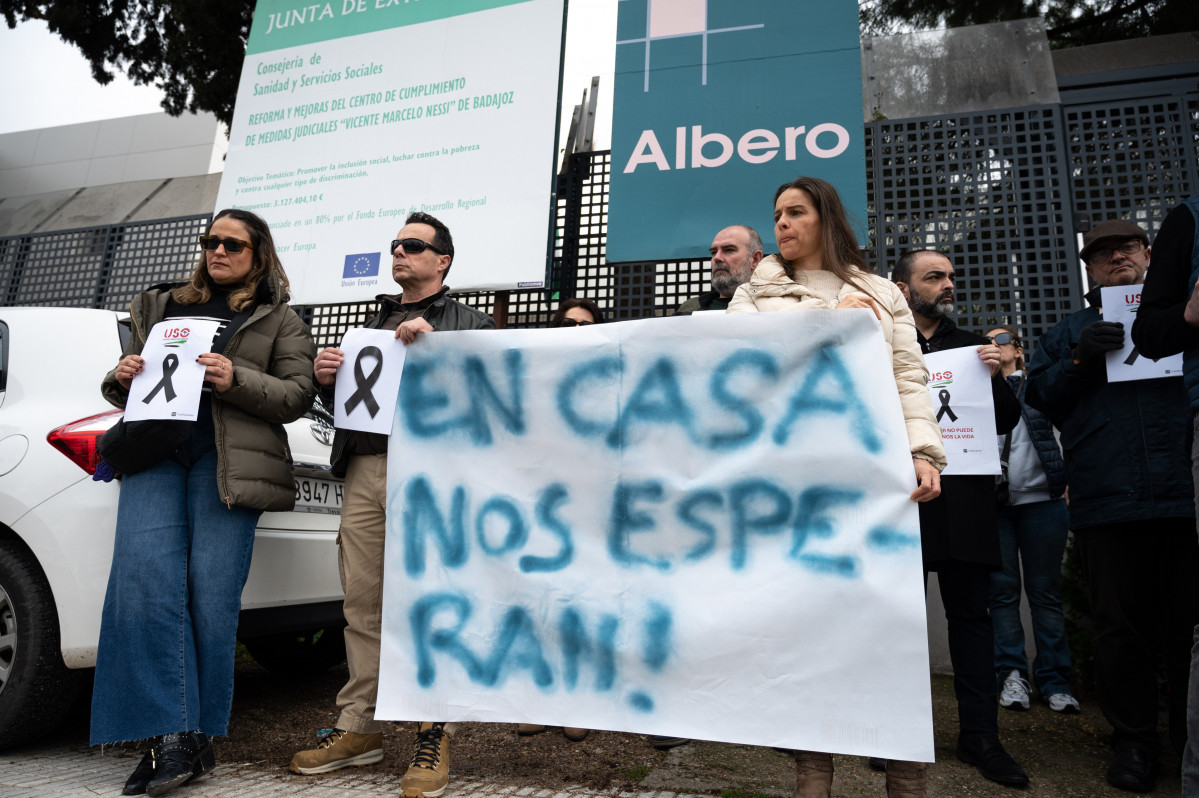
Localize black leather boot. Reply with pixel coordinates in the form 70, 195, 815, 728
145, 731, 214, 797
122, 746, 157, 795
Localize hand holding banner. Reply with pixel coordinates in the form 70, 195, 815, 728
334, 328, 407, 434
923, 348, 1000, 475
376, 311, 935, 761
1101, 285, 1183, 382
123, 319, 220, 422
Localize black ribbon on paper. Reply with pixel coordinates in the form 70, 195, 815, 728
1124, 346, 1140, 366
344, 346, 383, 418
142, 353, 179, 404
936, 388, 958, 422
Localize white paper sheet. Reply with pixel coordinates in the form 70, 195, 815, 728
923, 347, 1000, 476
123, 319, 221, 422
334, 328, 408, 434
1101, 285, 1184, 382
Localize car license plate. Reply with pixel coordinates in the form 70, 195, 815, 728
294, 475, 343, 514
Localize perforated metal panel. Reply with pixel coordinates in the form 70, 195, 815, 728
102, 218, 210, 311
4, 85, 1198, 341
1065, 94, 1199, 243
0, 217, 207, 310
866, 106, 1080, 353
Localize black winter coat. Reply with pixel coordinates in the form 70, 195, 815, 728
917, 319, 1022, 568
1025, 287, 1193, 529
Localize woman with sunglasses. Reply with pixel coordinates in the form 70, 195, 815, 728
548, 297, 603, 328
91, 209, 316, 796
983, 326, 1077, 717
728, 176, 945, 798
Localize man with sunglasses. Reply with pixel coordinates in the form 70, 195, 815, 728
1132, 196, 1199, 798
290, 212, 494, 797
1026, 218, 1199, 793
674, 225, 763, 315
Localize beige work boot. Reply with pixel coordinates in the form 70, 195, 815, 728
516, 724, 547, 735
562, 727, 590, 742
289, 728, 383, 775
793, 750, 833, 798
399, 722, 449, 798
885, 759, 927, 798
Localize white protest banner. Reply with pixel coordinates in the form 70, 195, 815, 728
1101, 285, 1184, 382
334, 328, 407, 434
215, 0, 566, 304
376, 311, 935, 761
923, 348, 1000, 476
123, 319, 221, 422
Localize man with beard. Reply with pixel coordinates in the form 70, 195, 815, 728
1030, 219, 1198, 793
674, 225, 762, 314
892, 249, 1028, 788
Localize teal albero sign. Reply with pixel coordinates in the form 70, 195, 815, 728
608, 0, 865, 262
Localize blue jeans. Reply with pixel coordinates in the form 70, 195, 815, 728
90, 420, 260, 745
988, 498, 1073, 697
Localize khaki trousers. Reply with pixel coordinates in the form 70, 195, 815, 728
334, 453, 456, 738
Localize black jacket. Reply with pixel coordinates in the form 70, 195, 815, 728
322, 289, 496, 476
1026, 286, 1193, 529
917, 319, 1021, 568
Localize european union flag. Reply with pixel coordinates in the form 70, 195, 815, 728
342, 252, 380, 278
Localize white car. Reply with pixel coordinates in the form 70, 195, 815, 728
0, 307, 345, 749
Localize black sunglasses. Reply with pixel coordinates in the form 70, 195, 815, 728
987, 332, 1021, 347
198, 235, 253, 254
391, 238, 444, 256
559, 318, 595, 327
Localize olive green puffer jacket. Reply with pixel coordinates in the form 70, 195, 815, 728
101, 278, 317, 511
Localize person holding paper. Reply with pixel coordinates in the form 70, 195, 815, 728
982, 326, 1077, 715
1131, 195, 1199, 798
1027, 218, 1198, 793
91, 209, 316, 797
290, 212, 494, 798
674, 225, 762, 314
728, 176, 946, 798
891, 249, 1027, 789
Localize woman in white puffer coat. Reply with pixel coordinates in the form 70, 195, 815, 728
728, 175, 945, 798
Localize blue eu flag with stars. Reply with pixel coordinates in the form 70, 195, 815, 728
342, 252, 380, 278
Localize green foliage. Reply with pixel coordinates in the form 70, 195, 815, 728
860, 0, 1199, 47
1, 0, 254, 129
623, 765, 652, 781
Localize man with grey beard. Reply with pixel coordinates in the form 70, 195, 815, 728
674, 225, 762, 314
893, 249, 1028, 788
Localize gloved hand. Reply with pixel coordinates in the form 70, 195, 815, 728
1072, 320, 1124, 365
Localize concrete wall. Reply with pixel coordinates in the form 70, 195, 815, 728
0, 174, 222, 237
0, 112, 226, 198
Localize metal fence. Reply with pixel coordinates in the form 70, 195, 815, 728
2, 86, 1197, 352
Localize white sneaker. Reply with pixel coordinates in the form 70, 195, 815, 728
1046, 692, 1080, 714
998, 670, 1031, 710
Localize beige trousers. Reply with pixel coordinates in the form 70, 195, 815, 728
334, 453, 456, 737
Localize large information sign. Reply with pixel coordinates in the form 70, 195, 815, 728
215, 0, 566, 304
376, 311, 935, 761
608, 0, 866, 262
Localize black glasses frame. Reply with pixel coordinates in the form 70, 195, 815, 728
391, 238, 445, 256
198, 235, 253, 254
